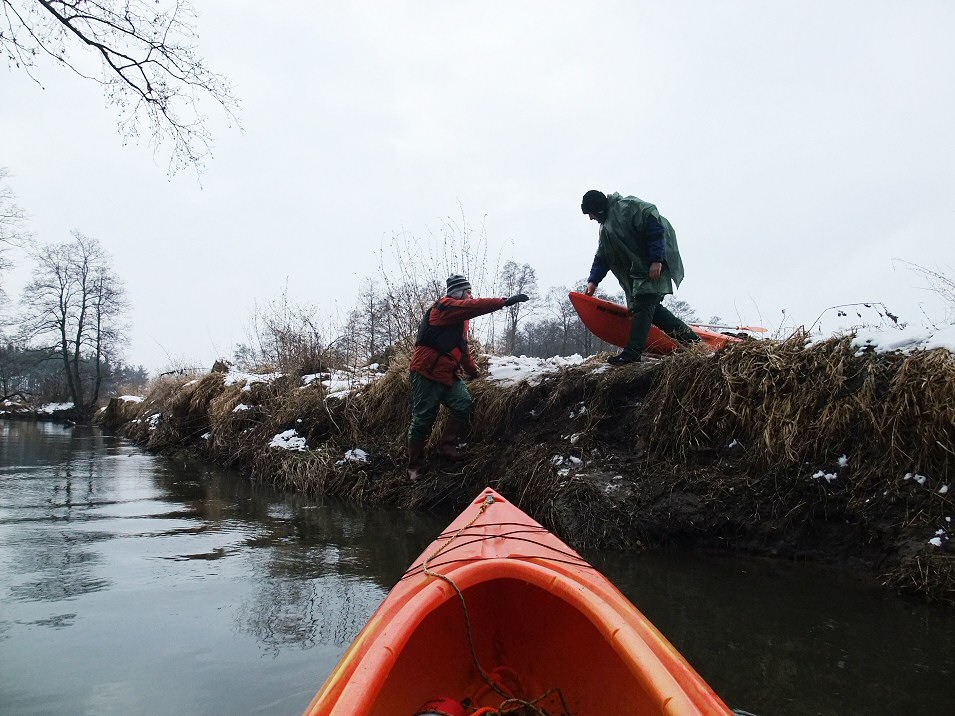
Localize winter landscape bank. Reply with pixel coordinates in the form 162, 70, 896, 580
11, 327, 952, 606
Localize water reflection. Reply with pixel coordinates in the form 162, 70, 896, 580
235, 569, 384, 655
589, 549, 955, 716
1, 425, 114, 605
1, 421, 453, 716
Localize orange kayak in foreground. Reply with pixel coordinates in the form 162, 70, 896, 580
302, 487, 733, 716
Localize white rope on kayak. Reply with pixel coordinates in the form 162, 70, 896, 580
420, 494, 571, 716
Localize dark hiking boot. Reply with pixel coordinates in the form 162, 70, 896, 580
408, 438, 426, 481
607, 351, 641, 365
438, 417, 469, 461
439, 442, 468, 460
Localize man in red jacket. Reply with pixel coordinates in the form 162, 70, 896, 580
408, 274, 528, 480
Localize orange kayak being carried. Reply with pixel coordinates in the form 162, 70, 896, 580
568, 291, 743, 355
302, 487, 733, 716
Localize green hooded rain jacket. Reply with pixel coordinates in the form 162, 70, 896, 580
594, 193, 685, 310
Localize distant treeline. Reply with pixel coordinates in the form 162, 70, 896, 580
0, 343, 147, 406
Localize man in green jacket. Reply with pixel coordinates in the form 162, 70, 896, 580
581, 189, 700, 364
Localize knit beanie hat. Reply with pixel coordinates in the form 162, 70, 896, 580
446, 274, 471, 295
581, 189, 608, 215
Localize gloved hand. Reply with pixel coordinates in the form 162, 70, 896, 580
503, 293, 529, 307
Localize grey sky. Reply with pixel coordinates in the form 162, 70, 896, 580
2, 0, 954, 373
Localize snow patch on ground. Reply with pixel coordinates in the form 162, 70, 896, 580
336, 448, 370, 466
849, 324, 955, 354
485, 354, 587, 386
269, 429, 306, 451
224, 370, 283, 387
37, 402, 74, 414
303, 365, 383, 397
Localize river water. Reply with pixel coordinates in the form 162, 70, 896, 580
1, 421, 952, 715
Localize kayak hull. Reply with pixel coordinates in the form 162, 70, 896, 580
568, 291, 740, 353
303, 488, 732, 716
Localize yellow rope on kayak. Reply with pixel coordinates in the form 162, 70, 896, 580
422, 494, 494, 571
420, 495, 570, 716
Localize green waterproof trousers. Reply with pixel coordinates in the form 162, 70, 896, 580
408, 372, 473, 441
625, 294, 701, 358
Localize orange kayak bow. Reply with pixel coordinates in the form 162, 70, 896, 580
303, 487, 733, 716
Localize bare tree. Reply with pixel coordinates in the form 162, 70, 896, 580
0, 167, 31, 296
1, 0, 240, 174
340, 280, 404, 366
18, 230, 128, 418
662, 295, 699, 323
376, 209, 495, 347
235, 286, 330, 374
497, 260, 537, 354
544, 286, 580, 356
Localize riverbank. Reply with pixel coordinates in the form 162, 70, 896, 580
93, 332, 955, 605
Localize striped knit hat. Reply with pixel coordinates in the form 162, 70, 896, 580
445, 274, 471, 295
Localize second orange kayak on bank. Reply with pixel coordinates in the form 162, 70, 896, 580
568, 291, 743, 354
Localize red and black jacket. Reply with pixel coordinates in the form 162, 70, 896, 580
409, 295, 506, 386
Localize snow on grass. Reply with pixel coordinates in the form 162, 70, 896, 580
37, 402, 74, 414
551, 454, 584, 477
336, 448, 370, 466
269, 429, 306, 451
224, 370, 283, 387
485, 354, 587, 386
303, 365, 383, 397
849, 324, 955, 354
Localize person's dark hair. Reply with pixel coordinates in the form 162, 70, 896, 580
581, 190, 608, 215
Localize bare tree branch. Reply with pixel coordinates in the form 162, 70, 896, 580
896, 259, 955, 324
0, 167, 32, 295
1, 0, 241, 174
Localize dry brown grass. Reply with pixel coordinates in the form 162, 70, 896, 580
344, 350, 412, 450
647, 334, 955, 478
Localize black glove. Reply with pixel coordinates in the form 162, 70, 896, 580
503, 293, 529, 307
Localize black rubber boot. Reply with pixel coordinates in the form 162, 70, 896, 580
407, 438, 426, 480
610, 299, 654, 365
607, 352, 641, 365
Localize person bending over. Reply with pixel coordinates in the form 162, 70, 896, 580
581, 189, 700, 364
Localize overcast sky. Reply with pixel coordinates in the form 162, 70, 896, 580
2, 0, 954, 374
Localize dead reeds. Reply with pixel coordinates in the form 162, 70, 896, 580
647, 333, 955, 480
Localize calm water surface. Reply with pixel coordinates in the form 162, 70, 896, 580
1, 421, 952, 715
